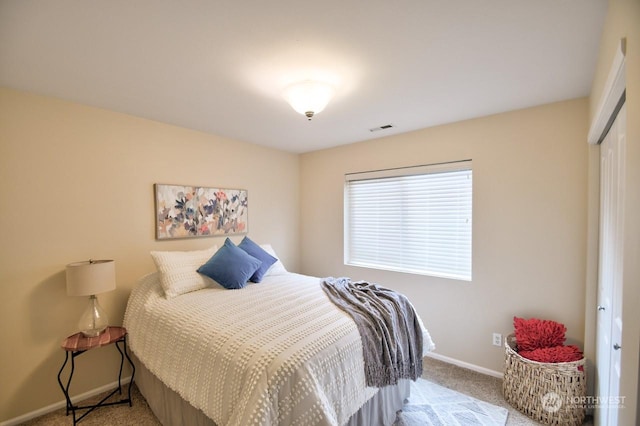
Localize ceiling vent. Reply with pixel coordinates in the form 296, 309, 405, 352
369, 124, 395, 132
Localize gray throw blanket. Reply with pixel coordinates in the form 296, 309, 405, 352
321, 277, 423, 387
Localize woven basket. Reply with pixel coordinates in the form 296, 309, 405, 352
503, 334, 586, 425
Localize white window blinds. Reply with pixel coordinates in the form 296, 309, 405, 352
344, 161, 472, 281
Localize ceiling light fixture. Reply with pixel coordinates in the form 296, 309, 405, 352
283, 80, 334, 120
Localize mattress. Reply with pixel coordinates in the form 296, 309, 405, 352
124, 271, 434, 426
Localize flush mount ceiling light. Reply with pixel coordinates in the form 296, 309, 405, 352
283, 80, 335, 120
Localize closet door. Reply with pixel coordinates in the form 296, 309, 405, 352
595, 102, 625, 426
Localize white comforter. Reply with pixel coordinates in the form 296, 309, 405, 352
124, 272, 434, 426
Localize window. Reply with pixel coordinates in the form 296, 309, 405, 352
344, 160, 472, 281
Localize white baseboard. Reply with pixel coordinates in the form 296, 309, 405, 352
0, 376, 132, 426
425, 352, 504, 379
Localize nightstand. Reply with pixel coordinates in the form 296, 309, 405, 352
57, 326, 135, 425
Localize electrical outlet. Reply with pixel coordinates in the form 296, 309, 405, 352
492, 333, 502, 347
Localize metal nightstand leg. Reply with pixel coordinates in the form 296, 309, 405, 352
115, 335, 136, 406
56, 336, 135, 425
57, 351, 75, 417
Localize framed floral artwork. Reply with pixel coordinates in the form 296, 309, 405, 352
155, 184, 248, 240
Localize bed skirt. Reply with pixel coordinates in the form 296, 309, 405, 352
131, 351, 409, 426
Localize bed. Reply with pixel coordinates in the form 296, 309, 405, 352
123, 245, 434, 426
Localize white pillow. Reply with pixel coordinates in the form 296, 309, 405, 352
260, 244, 288, 276
150, 245, 218, 298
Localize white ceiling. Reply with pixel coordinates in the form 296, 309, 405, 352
0, 1, 607, 153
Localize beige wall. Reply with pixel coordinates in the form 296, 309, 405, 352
300, 98, 589, 374
0, 87, 300, 422
587, 0, 640, 423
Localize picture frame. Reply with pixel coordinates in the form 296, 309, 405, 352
154, 183, 248, 240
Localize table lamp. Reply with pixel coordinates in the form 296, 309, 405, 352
65, 259, 116, 337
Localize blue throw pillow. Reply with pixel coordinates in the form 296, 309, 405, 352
238, 236, 278, 283
197, 238, 262, 289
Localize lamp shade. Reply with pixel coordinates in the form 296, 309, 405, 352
283, 80, 334, 119
66, 260, 116, 296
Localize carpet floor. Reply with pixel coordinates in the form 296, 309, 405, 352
21, 357, 593, 425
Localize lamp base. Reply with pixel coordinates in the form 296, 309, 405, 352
78, 295, 109, 337
81, 328, 107, 338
